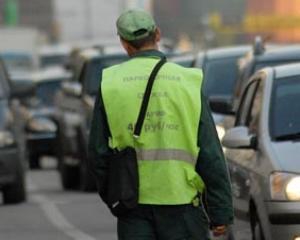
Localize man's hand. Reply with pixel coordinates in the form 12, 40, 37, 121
211, 225, 228, 237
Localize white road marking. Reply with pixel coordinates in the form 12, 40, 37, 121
27, 177, 97, 240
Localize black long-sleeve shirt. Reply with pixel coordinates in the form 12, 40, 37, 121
88, 50, 233, 226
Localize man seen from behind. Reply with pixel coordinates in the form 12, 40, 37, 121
88, 9, 233, 240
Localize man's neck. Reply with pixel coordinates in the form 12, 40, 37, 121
129, 44, 158, 56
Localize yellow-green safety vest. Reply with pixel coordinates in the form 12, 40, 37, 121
101, 56, 205, 205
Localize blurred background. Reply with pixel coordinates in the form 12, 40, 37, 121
1, 1, 300, 240
1, 0, 300, 49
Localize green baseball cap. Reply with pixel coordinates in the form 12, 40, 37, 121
116, 9, 156, 41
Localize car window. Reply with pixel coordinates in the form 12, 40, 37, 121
203, 57, 239, 97
235, 79, 260, 126
232, 60, 254, 110
248, 79, 264, 134
270, 76, 300, 139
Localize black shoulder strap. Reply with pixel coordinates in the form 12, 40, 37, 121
133, 57, 167, 138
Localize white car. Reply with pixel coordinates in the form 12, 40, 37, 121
222, 63, 300, 240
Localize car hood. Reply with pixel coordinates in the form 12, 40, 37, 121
270, 141, 300, 173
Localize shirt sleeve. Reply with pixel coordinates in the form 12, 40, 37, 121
88, 84, 113, 204
196, 92, 234, 226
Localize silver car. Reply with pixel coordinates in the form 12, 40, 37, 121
222, 63, 300, 240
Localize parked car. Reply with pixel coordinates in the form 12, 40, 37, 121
55, 51, 128, 191
193, 45, 251, 139
233, 42, 300, 111
221, 63, 300, 240
0, 58, 34, 204
11, 67, 72, 168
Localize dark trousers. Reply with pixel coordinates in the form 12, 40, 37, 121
117, 204, 210, 240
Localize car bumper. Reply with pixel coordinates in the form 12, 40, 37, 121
0, 147, 20, 187
27, 132, 56, 156
266, 201, 300, 240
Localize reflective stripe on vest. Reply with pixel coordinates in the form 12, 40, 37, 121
136, 149, 197, 165
101, 57, 204, 204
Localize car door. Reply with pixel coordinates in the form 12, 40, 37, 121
0, 60, 27, 160
226, 75, 264, 216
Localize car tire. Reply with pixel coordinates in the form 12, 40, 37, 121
252, 211, 265, 240
55, 124, 64, 168
29, 153, 40, 169
77, 128, 96, 192
56, 121, 79, 190
60, 162, 79, 190
2, 159, 26, 204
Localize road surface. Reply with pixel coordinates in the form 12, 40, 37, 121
0, 160, 251, 240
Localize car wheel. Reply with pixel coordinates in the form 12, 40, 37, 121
3, 158, 26, 204
60, 161, 79, 190
76, 128, 96, 192
56, 122, 79, 190
29, 153, 40, 169
55, 124, 65, 169
252, 211, 265, 240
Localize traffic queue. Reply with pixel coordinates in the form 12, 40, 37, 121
0, 36, 299, 240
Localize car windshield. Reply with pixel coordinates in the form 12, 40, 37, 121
40, 55, 67, 68
1, 53, 33, 72
35, 80, 64, 106
270, 76, 300, 140
83, 55, 128, 95
203, 57, 239, 97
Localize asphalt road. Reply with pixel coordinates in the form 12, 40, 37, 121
0, 160, 251, 240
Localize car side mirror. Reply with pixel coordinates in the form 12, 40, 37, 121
62, 82, 82, 97
10, 80, 36, 99
209, 95, 235, 115
222, 126, 257, 149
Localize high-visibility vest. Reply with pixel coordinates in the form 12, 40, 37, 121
101, 56, 204, 205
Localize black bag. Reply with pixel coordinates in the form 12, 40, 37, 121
107, 147, 138, 216
106, 57, 167, 217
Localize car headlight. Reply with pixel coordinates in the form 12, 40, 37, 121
0, 131, 15, 147
270, 172, 300, 201
27, 117, 57, 133
216, 125, 226, 140
286, 177, 300, 201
